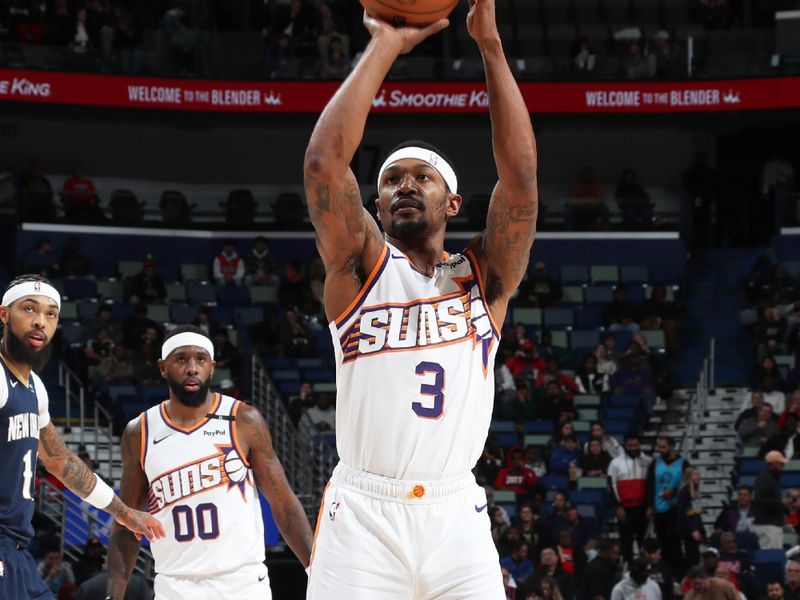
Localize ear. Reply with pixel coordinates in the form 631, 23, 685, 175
157, 358, 166, 379
446, 193, 463, 218
373, 196, 381, 221
0, 305, 7, 325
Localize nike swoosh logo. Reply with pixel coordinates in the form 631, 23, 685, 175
475, 504, 488, 513
10, 381, 17, 388
258, 575, 266, 582
153, 434, 173, 445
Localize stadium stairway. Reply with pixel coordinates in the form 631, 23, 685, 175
675, 248, 754, 387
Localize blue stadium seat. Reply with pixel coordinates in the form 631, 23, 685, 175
170, 304, 198, 324
543, 308, 574, 329
738, 458, 763, 475
736, 531, 759, 551
210, 306, 234, 326
626, 285, 646, 304
571, 330, 601, 351
279, 381, 300, 396
782, 472, 800, 487
561, 265, 589, 285
263, 357, 296, 370
651, 264, 683, 285
601, 420, 631, 435
157, 264, 180, 281
272, 370, 300, 382
58, 322, 83, 346
574, 308, 604, 329
540, 474, 569, 491
296, 358, 324, 369
109, 384, 138, 404
140, 386, 168, 406
64, 279, 97, 300
217, 285, 250, 307
304, 369, 335, 383
609, 394, 640, 409
235, 307, 264, 326
611, 329, 634, 350
620, 266, 649, 285
577, 504, 597, 520
525, 421, 555, 434
752, 549, 786, 590
489, 421, 516, 434
111, 303, 134, 320
186, 283, 217, 305
585, 286, 613, 306
570, 489, 607, 507
77, 299, 100, 320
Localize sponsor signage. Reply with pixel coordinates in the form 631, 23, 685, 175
0, 69, 797, 114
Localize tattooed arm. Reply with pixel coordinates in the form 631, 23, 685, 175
304, 13, 446, 321
106, 418, 152, 598
237, 404, 313, 567
466, 0, 538, 325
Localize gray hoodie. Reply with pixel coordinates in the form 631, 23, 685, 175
611, 575, 662, 600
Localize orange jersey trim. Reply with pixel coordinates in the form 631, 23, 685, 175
231, 401, 251, 467
139, 412, 148, 469
464, 248, 501, 337
159, 393, 222, 433
309, 482, 330, 566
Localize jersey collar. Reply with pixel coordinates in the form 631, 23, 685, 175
0, 352, 30, 389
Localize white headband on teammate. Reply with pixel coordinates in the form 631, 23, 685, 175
1, 281, 61, 310
377, 146, 458, 194
161, 332, 215, 361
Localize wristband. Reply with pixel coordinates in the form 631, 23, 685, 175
85, 474, 115, 509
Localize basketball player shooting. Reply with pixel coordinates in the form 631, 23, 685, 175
0, 275, 164, 600
302, 0, 538, 597
106, 326, 312, 599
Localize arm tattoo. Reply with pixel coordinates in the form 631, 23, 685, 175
39, 424, 97, 496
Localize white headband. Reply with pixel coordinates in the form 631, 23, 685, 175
377, 146, 458, 194
161, 332, 215, 361
2, 281, 61, 310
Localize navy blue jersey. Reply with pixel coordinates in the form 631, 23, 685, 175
0, 356, 50, 546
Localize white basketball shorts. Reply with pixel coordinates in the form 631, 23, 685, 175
306, 462, 504, 600
154, 562, 271, 599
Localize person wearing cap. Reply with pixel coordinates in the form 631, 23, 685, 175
127, 254, 166, 306
106, 324, 313, 599
752, 450, 789, 549
610, 556, 662, 600
0, 274, 164, 600
212, 239, 244, 286
302, 0, 538, 597
517, 261, 562, 308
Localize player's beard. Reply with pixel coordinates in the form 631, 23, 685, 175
393, 217, 428, 239
167, 377, 212, 408
2, 322, 52, 373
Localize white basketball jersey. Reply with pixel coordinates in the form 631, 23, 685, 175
140, 394, 265, 577
330, 242, 499, 481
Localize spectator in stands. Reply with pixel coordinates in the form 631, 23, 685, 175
496, 361, 517, 404
652, 31, 683, 79
20, 159, 56, 222
244, 235, 279, 286
83, 325, 115, 371
113, 7, 144, 74
490, 507, 510, 547
308, 256, 326, 308
777, 412, 800, 459
677, 467, 705, 576
572, 35, 596, 75
770, 580, 787, 600
611, 557, 661, 600
213, 239, 245, 286
499, 384, 537, 422
212, 329, 242, 377
83, 305, 121, 344
38, 544, 75, 595
536, 358, 579, 399
515, 503, 547, 550
569, 166, 609, 229
683, 152, 718, 249
495, 447, 541, 504
530, 575, 563, 600
753, 355, 788, 395
133, 340, 160, 386
10, 0, 46, 43
784, 488, 800, 529
712, 564, 743, 598
300, 392, 336, 433
647, 436, 688, 574
75, 568, 153, 600
753, 450, 789, 549
72, 537, 105, 586
502, 566, 519, 599
22, 237, 60, 277
530, 547, 575, 600
604, 286, 639, 333
757, 306, 789, 360
217, 377, 239, 399
714, 485, 754, 534
595, 343, 618, 376
549, 436, 582, 479
639, 283, 679, 351
610, 354, 654, 399
609, 432, 652, 564
784, 560, 800, 600
684, 565, 738, 600
502, 541, 536, 590
289, 381, 315, 425
575, 354, 610, 395
581, 539, 621, 600
317, 35, 350, 79
264, 31, 301, 79
60, 236, 92, 278
717, 532, 753, 597
621, 38, 655, 80
738, 402, 780, 448
95, 342, 134, 387
735, 391, 766, 431
46, 0, 73, 47
69, 8, 95, 54
61, 165, 105, 224
643, 538, 674, 600
250, 310, 282, 357
582, 436, 611, 477
555, 529, 587, 576
128, 254, 167, 305
122, 303, 160, 348
192, 305, 222, 338
537, 381, 575, 422
506, 340, 546, 381
518, 262, 562, 308
587, 422, 623, 458
498, 526, 524, 559
538, 330, 572, 366
522, 447, 546, 480
280, 308, 314, 357
615, 169, 653, 229
485, 485, 512, 528
279, 260, 315, 310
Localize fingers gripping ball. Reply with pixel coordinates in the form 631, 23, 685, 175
224, 450, 248, 483
361, 0, 458, 26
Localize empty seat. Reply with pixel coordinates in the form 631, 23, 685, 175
543, 308, 574, 329
512, 308, 542, 326
273, 192, 305, 229
97, 280, 124, 302
170, 304, 198, 324
217, 285, 250, 307
118, 261, 142, 278
210, 306, 234, 325
571, 330, 600, 349
641, 329, 665, 348
620, 265, 649, 284
64, 279, 97, 300
181, 263, 209, 282
561, 265, 589, 284
561, 286, 585, 305
186, 283, 217, 305
148, 305, 170, 323
165, 282, 187, 303
591, 265, 620, 285
59, 302, 78, 320
159, 190, 194, 227
223, 189, 256, 227
250, 286, 278, 305
235, 306, 264, 326
585, 286, 613, 306
109, 189, 145, 226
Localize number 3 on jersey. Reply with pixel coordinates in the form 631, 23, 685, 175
413, 362, 445, 419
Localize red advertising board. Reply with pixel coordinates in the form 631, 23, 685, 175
0, 68, 798, 114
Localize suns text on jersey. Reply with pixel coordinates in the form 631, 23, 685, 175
149, 453, 226, 511
345, 290, 494, 362
7, 412, 39, 442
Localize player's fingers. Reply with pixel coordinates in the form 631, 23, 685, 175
151, 519, 166, 539
420, 18, 449, 40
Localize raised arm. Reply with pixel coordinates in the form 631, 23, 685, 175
106, 418, 150, 599
236, 404, 314, 567
303, 13, 447, 320
37, 423, 163, 542
467, 0, 538, 324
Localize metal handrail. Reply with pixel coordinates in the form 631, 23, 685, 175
683, 337, 716, 457
58, 361, 114, 481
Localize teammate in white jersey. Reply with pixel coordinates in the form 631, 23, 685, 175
302, 0, 538, 596
106, 326, 312, 599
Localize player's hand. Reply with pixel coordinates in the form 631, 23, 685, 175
466, 0, 500, 47
116, 507, 166, 542
362, 11, 449, 55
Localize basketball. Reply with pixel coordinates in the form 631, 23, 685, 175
360, 0, 459, 27
224, 451, 248, 483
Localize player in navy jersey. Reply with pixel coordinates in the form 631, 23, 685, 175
0, 274, 164, 600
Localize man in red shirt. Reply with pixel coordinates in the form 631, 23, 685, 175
62, 165, 104, 223
495, 447, 540, 502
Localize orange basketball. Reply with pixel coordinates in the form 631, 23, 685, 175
360, 0, 459, 27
